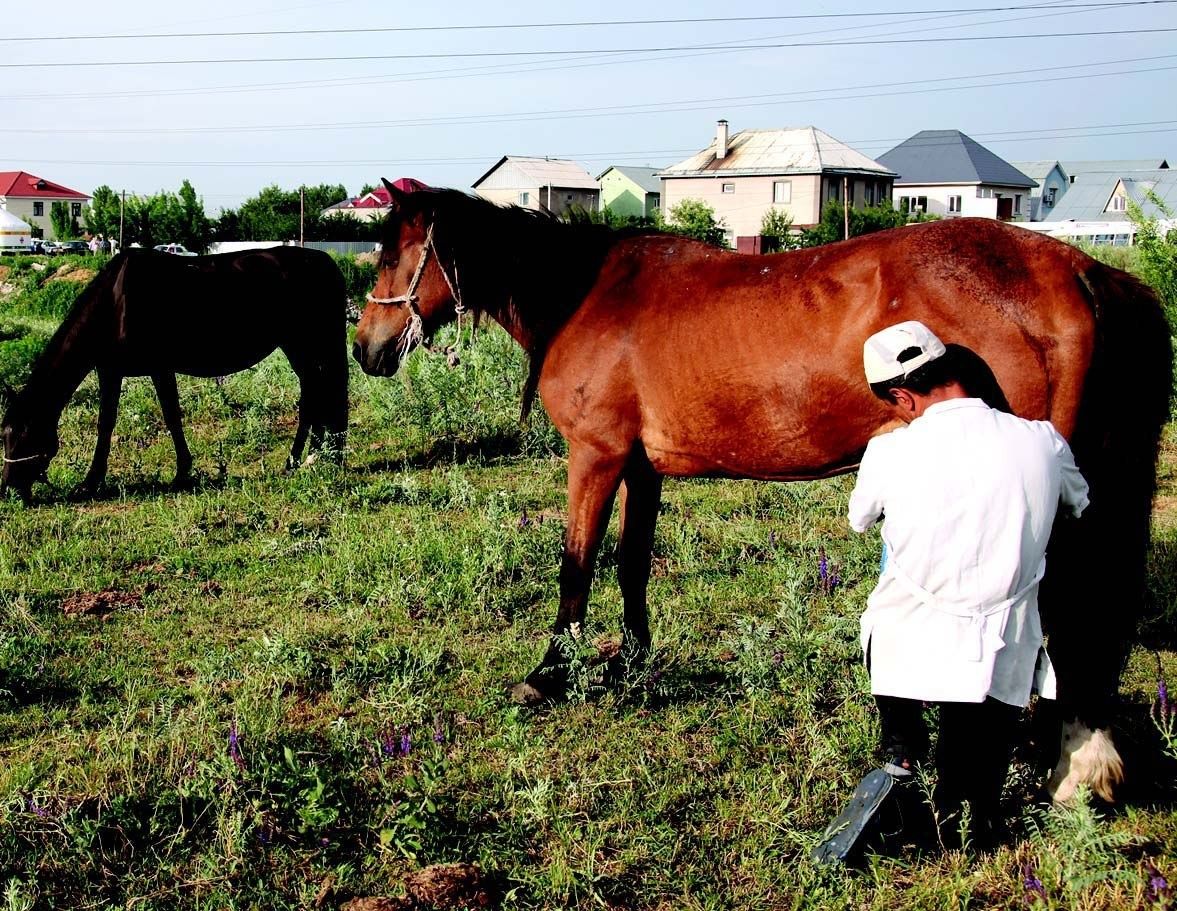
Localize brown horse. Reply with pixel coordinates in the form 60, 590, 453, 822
354, 182, 1171, 801
2, 246, 349, 501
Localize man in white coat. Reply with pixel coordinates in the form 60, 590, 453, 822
814, 321, 1089, 861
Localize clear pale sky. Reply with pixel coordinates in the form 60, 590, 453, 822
4, 0, 1175, 212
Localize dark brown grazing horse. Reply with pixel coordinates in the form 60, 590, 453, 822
354, 182, 1172, 802
2, 246, 348, 501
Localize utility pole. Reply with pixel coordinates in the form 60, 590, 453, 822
842, 176, 850, 241
119, 189, 126, 252
299, 186, 305, 247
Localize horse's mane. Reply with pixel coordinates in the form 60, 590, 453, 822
383, 189, 646, 418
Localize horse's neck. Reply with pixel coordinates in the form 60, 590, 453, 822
472, 222, 614, 354
15, 309, 100, 429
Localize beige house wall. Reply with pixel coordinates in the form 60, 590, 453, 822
1, 197, 88, 240
474, 186, 599, 216
662, 174, 824, 240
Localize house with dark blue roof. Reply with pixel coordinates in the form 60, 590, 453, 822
876, 130, 1036, 221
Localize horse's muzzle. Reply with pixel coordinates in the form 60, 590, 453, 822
352, 339, 400, 377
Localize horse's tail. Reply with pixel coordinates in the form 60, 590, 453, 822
1041, 260, 1172, 799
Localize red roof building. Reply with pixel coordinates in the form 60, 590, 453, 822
0, 171, 91, 240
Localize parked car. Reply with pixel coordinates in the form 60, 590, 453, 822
153, 243, 197, 256
59, 240, 89, 255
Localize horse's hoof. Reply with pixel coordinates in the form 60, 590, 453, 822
509, 681, 549, 706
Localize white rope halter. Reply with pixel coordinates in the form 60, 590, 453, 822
364, 220, 467, 364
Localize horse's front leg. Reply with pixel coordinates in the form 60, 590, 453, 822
511, 444, 626, 705
151, 373, 193, 487
613, 452, 663, 676
80, 368, 122, 494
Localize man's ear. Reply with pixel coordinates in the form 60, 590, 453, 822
889, 388, 917, 414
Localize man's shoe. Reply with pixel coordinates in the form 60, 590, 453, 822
811, 768, 899, 866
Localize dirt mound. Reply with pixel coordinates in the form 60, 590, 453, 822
61, 587, 141, 619
49, 263, 97, 284
342, 863, 494, 910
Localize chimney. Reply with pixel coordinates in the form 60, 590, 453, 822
715, 120, 729, 161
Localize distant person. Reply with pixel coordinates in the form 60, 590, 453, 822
88, 235, 99, 254
812, 321, 1089, 864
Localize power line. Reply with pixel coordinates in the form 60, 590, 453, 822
13, 120, 1177, 169
12, 58, 1174, 135
3, 27, 1175, 68
2, 4, 1089, 102
1, 1, 1169, 42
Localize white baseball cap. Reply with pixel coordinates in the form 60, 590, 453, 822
863, 320, 947, 385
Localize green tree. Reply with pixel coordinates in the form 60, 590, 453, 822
666, 198, 727, 246
220, 184, 349, 241
760, 207, 801, 250
798, 200, 923, 247
49, 201, 79, 240
1127, 191, 1177, 330
83, 186, 122, 238
175, 180, 212, 252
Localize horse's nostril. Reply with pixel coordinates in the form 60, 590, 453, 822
352, 342, 363, 363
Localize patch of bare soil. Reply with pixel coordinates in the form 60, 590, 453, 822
49, 263, 97, 284
341, 863, 494, 910
61, 587, 141, 619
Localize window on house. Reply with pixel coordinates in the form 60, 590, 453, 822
33, 201, 43, 216
898, 196, 910, 214
977, 187, 992, 199
1014, 195, 1022, 214
722, 183, 735, 194
1110, 195, 1126, 212
519, 191, 530, 205
772, 180, 791, 204
865, 183, 875, 205
71, 202, 82, 217
1045, 188, 1056, 206
826, 180, 842, 202
948, 195, 962, 213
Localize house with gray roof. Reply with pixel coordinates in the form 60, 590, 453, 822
597, 166, 662, 219
1016, 159, 1174, 246
1010, 160, 1069, 221
472, 156, 599, 217
657, 120, 896, 245
876, 130, 1035, 221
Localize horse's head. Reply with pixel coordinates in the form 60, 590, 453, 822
353, 180, 463, 376
1, 413, 57, 503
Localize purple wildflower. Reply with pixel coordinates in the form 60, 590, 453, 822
400, 730, 412, 757
518, 510, 531, 530
818, 549, 841, 595
433, 724, 446, 745
771, 649, 784, 666
228, 721, 246, 772
1146, 861, 1169, 898
818, 550, 828, 584
380, 728, 399, 758
1159, 679, 1171, 724
25, 797, 48, 818
1022, 863, 1046, 902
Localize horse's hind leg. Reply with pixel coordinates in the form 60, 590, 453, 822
286, 371, 313, 471
80, 368, 122, 494
511, 443, 627, 705
152, 372, 193, 487
614, 451, 663, 675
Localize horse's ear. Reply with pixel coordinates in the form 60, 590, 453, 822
381, 178, 410, 214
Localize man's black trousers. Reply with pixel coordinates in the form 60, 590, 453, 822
876, 694, 1022, 848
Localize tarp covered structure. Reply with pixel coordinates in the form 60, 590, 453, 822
0, 207, 33, 251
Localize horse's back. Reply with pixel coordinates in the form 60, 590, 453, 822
109, 247, 346, 377
542, 219, 1102, 478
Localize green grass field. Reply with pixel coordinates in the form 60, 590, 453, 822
0, 255, 1175, 910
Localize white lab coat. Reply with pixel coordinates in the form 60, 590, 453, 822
848, 398, 1089, 707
